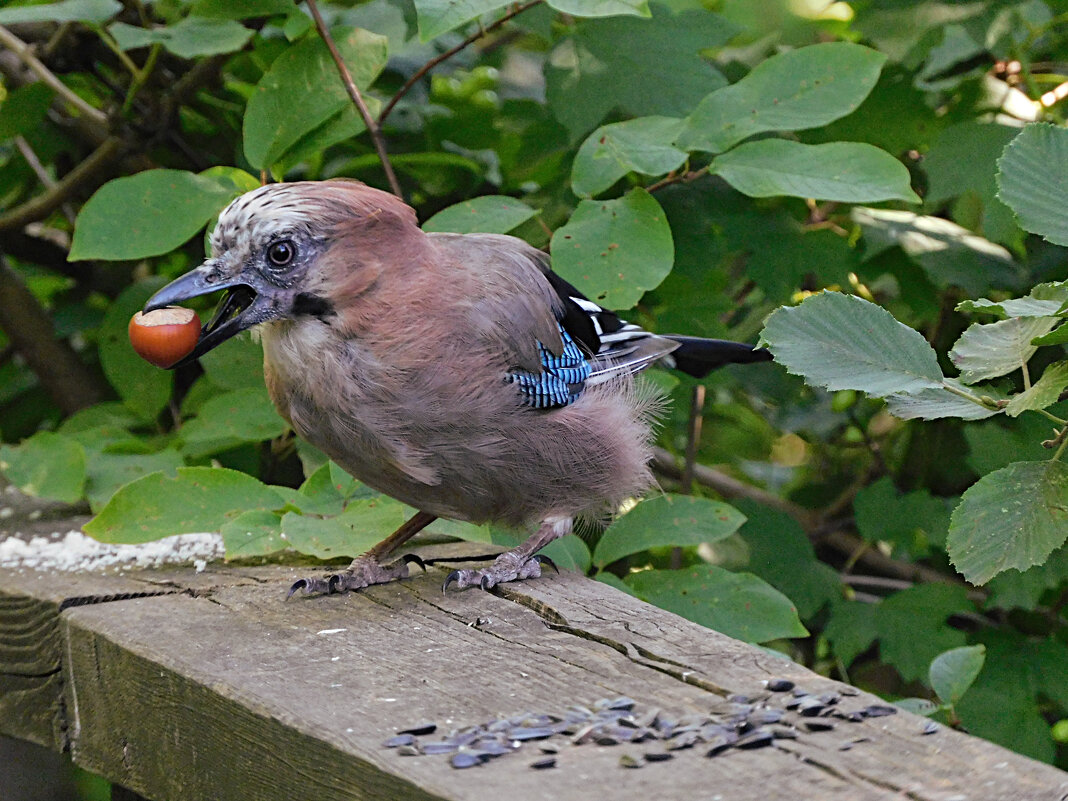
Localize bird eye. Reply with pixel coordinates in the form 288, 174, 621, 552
267, 239, 296, 268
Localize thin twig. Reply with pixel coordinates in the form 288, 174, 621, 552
14, 136, 76, 225
378, 0, 544, 125
671, 384, 706, 569
651, 447, 816, 526
647, 166, 709, 193
0, 136, 125, 232
0, 25, 108, 126
306, 0, 403, 198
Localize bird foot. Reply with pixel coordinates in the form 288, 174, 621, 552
442, 552, 558, 592
287, 553, 425, 598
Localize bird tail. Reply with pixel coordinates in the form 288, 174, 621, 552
661, 335, 773, 378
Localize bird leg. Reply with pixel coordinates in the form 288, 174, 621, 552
287, 510, 437, 597
442, 517, 570, 592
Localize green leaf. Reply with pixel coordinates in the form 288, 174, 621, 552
677, 42, 886, 153
541, 533, 592, 573
415, 0, 512, 40
955, 631, 1056, 762
571, 116, 686, 197
70, 170, 237, 261
923, 122, 1019, 246
930, 645, 986, 707
243, 27, 388, 170
198, 166, 261, 197
551, 187, 673, 309
885, 378, 1003, 422
545, 6, 734, 140
199, 333, 266, 390
854, 477, 951, 558
98, 280, 174, 421
0, 83, 55, 141
108, 17, 253, 58
191, 0, 294, 17
895, 698, 939, 716
876, 584, 973, 682
759, 292, 944, 397
85, 467, 286, 544
949, 317, 1057, 384
282, 497, 408, 559
852, 208, 1018, 297
625, 565, 808, 642
985, 545, 1068, 612
84, 447, 184, 512
735, 502, 839, 619
1005, 362, 1068, 418
996, 123, 1068, 246
220, 509, 287, 558
956, 282, 1068, 320
0, 0, 120, 24
178, 387, 288, 458
823, 601, 878, 667
948, 460, 1068, 585
0, 432, 86, 504
709, 140, 918, 203
593, 494, 745, 568
548, 0, 649, 18
422, 196, 538, 234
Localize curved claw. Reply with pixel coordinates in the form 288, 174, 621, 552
442, 569, 462, 595
480, 574, 493, 591
287, 574, 336, 599
400, 553, 427, 573
532, 554, 559, 574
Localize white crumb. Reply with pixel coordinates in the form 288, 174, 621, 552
0, 530, 224, 572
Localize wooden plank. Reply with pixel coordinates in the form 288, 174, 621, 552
13, 558, 1058, 801
0, 564, 251, 748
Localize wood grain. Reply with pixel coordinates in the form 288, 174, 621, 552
2, 552, 1067, 801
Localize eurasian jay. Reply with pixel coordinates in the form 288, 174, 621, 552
144, 180, 771, 594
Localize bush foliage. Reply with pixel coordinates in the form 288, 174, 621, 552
1, 0, 1067, 766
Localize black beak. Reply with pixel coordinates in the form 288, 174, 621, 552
143, 269, 261, 369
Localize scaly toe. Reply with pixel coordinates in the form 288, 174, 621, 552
441, 551, 554, 592
286, 575, 335, 599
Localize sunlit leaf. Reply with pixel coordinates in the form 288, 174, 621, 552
626, 565, 808, 643
710, 140, 918, 203
948, 460, 1068, 585
551, 188, 673, 309
996, 123, 1068, 246
759, 292, 944, 396
423, 196, 538, 234
930, 645, 986, 706
593, 493, 744, 568
85, 467, 287, 543
677, 42, 886, 153
70, 170, 236, 261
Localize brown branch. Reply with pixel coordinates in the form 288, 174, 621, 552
14, 136, 76, 225
306, 0, 403, 199
0, 25, 108, 127
651, 447, 816, 526
0, 136, 125, 233
652, 446, 975, 594
647, 166, 709, 193
0, 255, 110, 414
377, 0, 545, 126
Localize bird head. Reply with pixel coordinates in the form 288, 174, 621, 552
142, 180, 418, 368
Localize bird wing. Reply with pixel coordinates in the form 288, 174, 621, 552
430, 233, 680, 410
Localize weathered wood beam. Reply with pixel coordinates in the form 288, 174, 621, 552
2, 552, 1067, 801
